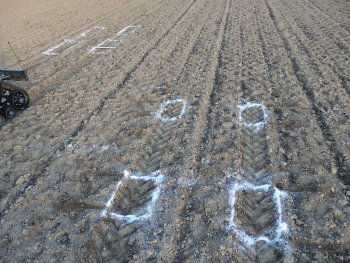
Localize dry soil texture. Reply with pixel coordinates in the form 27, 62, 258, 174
0, 0, 350, 262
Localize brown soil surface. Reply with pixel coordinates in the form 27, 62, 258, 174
1, 0, 350, 262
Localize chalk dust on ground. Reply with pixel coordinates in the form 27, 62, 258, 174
0, 0, 349, 262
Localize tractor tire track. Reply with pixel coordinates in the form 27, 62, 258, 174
240, 124, 270, 184
55, 0, 227, 257
280, 0, 350, 86
195, 0, 287, 260
234, 189, 278, 237
1, 0, 350, 261
0, 0, 198, 221
0, 0, 187, 198
305, 0, 350, 30
0, 0, 226, 261
162, 0, 232, 260
260, 0, 350, 259
127, 0, 214, 175
264, 0, 350, 186
254, 1, 333, 193
41, 0, 216, 195
290, 0, 350, 39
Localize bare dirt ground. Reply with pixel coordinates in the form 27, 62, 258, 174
1, 0, 350, 262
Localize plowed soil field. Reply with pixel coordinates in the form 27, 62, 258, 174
1, 0, 350, 262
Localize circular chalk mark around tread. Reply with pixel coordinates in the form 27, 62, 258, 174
238, 102, 269, 131
156, 98, 187, 122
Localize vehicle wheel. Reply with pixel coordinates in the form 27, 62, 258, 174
11, 89, 29, 109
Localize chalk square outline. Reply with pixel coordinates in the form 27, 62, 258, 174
227, 180, 289, 246
89, 25, 141, 55
237, 101, 269, 131
155, 98, 187, 122
101, 170, 164, 223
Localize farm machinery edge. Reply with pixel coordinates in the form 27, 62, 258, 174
0, 68, 29, 126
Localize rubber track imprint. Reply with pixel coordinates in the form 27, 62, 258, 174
0, 0, 198, 221
239, 102, 270, 184
235, 189, 277, 237
229, 102, 289, 262
264, 0, 350, 186
101, 170, 164, 222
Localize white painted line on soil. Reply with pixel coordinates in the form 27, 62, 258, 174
155, 98, 187, 122
43, 26, 105, 56
89, 25, 141, 55
101, 170, 164, 223
237, 101, 269, 131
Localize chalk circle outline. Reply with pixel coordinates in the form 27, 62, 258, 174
227, 181, 289, 247
101, 170, 164, 223
156, 98, 187, 122
237, 101, 269, 131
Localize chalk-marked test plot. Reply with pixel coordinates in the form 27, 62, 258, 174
227, 101, 291, 254
156, 98, 187, 122
42, 26, 105, 56
227, 181, 289, 246
237, 101, 269, 131
101, 170, 164, 223
89, 25, 141, 55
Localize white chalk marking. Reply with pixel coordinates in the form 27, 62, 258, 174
100, 180, 123, 218
156, 98, 187, 122
177, 178, 198, 186
43, 40, 72, 56
117, 25, 141, 36
88, 38, 122, 54
100, 145, 110, 152
101, 170, 164, 223
237, 101, 269, 131
43, 26, 105, 56
229, 101, 291, 254
89, 25, 141, 55
273, 188, 289, 240
227, 180, 289, 247
67, 144, 113, 155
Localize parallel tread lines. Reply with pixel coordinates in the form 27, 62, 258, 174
0, 0, 200, 220
171, 0, 231, 260
264, 0, 350, 185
